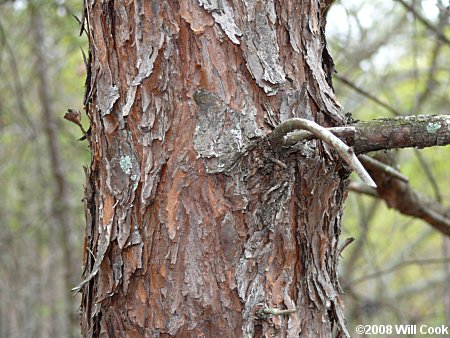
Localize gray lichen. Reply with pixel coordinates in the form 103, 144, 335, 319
120, 155, 133, 174
426, 122, 441, 133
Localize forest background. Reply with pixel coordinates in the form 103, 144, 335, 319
0, 0, 449, 337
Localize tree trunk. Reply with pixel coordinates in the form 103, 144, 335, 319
80, 1, 350, 336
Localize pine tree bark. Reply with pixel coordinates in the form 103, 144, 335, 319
80, 1, 351, 336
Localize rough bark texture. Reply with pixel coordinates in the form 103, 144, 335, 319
80, 1, 351, 336
353, 115, 450, 154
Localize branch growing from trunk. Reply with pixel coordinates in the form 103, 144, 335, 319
281, 115, 450, 154
270, 115, 450, 188
352, 115, 450, 154
271, 115, 450, 236
270, 118, 377, 187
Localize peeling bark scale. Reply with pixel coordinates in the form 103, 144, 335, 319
80, 1, 352, 337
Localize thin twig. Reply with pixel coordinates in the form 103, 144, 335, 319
334, 74, 401, 116
338, 237, 355, 257
348, 258, 450, 286
352, 115, 450, 154
348, 182, 378, 197
358, 154, 409, 182
394, 0, 450, 46
271, 118, 377, 187
366, 159, 450, 236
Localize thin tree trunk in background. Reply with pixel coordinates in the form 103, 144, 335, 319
80, 1, 350, 336
8, 302, 19, 338
3, 264, 20, 338
40, 251, 52, 338
30, 7, 78, 338
443, 237, 450, 323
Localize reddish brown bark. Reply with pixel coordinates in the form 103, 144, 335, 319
80, 1, 350, 336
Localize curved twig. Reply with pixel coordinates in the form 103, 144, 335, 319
270, 118, 377, 188
284, 126, 356, 146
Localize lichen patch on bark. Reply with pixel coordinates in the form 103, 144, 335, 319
193, 89, 262, 173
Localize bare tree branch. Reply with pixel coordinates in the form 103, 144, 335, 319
349, 175, 450, 237
337, 59, 448, 214
394, 0, 450, 46
347, 149, 450, 237
334, 74, 402, 116
352, 115, 450, 154
284, 126, 356, 146
362, 154, 450, 236
348, 182, 378, 197
358, 155, 408, 182
335, 73, 448, 198
347, 257, 450, 286
280, 115, 450, 154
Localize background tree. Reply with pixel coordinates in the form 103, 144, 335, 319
327, 0, 450, 332
0, 0, 87, 337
